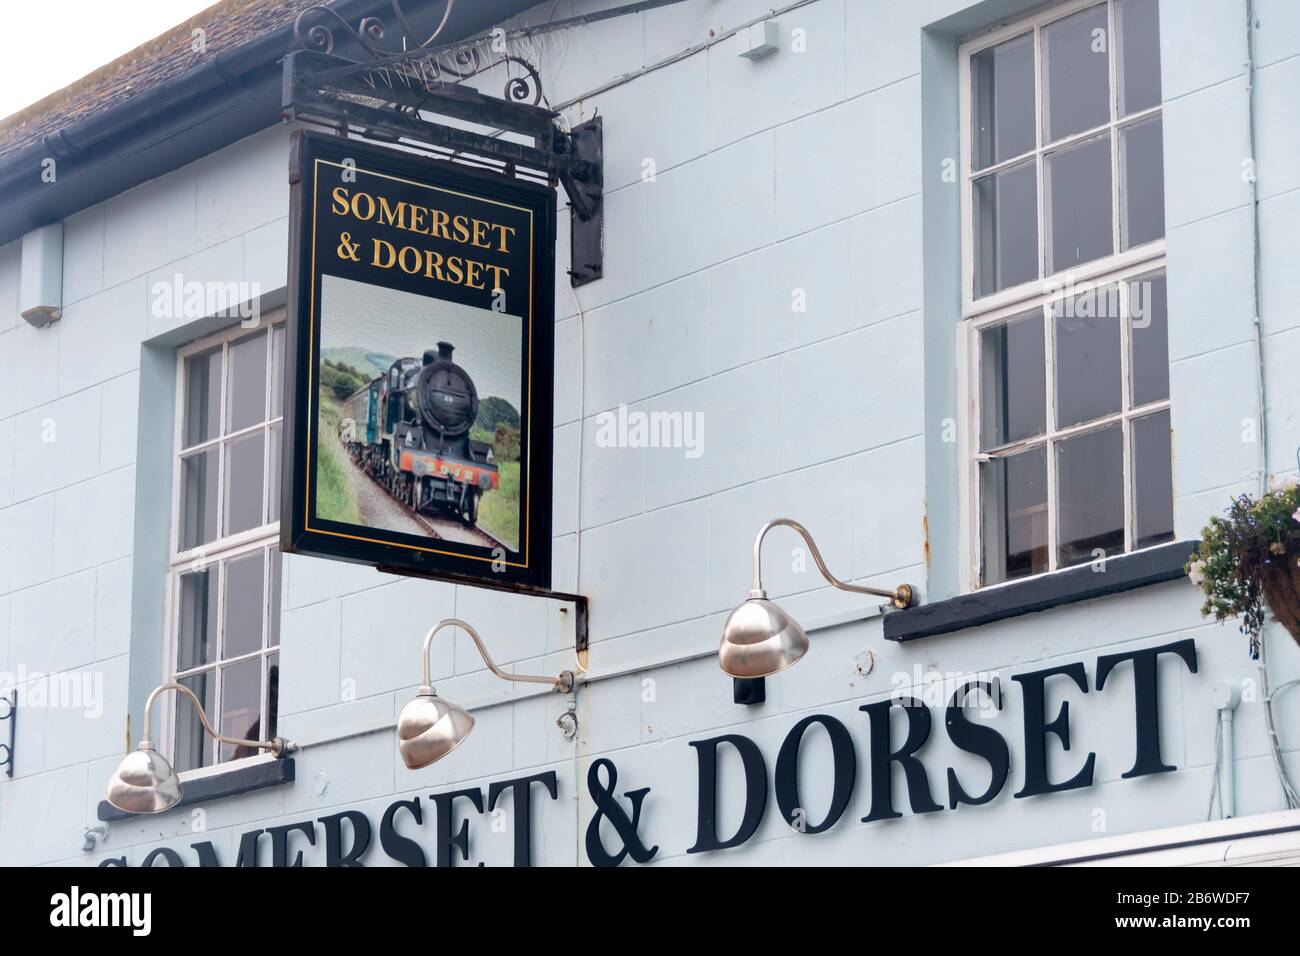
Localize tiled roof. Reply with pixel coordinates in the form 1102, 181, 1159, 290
0, 0, 323, 161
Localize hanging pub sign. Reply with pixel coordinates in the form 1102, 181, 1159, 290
282, 132, 555, 589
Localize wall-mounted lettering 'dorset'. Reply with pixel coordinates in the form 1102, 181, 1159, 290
282, 132, 556, 589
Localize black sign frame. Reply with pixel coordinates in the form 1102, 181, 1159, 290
281, 131, 555, 589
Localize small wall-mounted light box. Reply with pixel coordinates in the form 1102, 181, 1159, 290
19, 222, 63, 328
737, 20, 780, 60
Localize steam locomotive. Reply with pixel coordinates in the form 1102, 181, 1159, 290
338, 341, 499, 527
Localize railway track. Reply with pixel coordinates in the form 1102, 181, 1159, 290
397, 491, 508, 552
342, 434, 509, 552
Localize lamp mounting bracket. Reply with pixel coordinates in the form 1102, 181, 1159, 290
283, 2, 605, 286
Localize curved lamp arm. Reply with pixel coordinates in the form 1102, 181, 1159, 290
421, 619, 575, 694
141, 682, 288, 757
750, 518, 915, 609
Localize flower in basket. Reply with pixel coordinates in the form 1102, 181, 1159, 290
1187, 483, 1300, 654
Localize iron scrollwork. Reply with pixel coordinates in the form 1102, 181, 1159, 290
291, 0, 545, 106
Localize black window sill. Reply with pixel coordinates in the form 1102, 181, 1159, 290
97, 756, 295, 823
883, 540, 1199, 643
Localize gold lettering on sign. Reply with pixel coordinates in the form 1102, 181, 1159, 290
330, 186, 518, 293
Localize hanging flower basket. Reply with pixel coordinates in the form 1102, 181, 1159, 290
1187, 482, 1300, 655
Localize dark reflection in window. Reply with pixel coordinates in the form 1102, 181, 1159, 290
972, 33, 1035, 169
175, 671, 214, 773
1057, 425, 1125, 567
982, 447, 1048, 584
1055, 299, 1122, 428
1047, 133, 1114, 272
1130, 272, 1169, 407
1042, 4, 1110, 142
1117, 0, 1161, 116
220, 657, 262, 762
1133, 410, 1174, 548
981, 313, 1046, 449
975, 161, 1039, 296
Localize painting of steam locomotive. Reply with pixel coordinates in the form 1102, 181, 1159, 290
311, 274, 524, 553
283, 134, 554, 588
338, 342, 498, 528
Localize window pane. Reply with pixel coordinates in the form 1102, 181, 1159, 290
268, 549, 282, 648
270, 325, 286, 420
972, 33, 1036, 170
1046, 133, 1114, 273
223, 551, 264, 659
1042, 4, 1111, 142
1054, 298, 1122, 428
177, 567, 218, 671
180, 449, 219, 550
1130, 272, 1169, 406
224, 431, 265, 536
1120, 115, 1164, 249
174, 671, 214, 773
1057, 424, 1125, 567
980, 313, 1046, 449
266, 652, 280, 742
267, 423, 282, 525
1133, 410, 1174, 548
974, 161, 1038, 297
227, 331, 268, 433
981, 447, 1048, 585
183, 347, 221, 448
1117, 0, 1161, 116
218, 657, 263, 762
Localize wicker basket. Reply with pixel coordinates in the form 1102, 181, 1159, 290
1261, 546, 1300, 648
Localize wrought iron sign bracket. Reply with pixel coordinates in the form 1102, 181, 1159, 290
282, 46, 604, 286
1, 690, 15, 778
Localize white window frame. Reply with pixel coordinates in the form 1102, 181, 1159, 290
161, 313, 286, 773
956, 0, 1169, 593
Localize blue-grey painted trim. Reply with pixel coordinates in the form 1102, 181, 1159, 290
96, 757, 295, 823
126, 287, 288, 756
883, 540, 1200, 642
920, 24, 963, 603
127, 343, 178, 751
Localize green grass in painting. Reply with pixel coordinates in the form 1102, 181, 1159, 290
477, 460, 519, 550
315, 389, 361, 525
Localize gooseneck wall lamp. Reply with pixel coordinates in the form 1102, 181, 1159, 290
398, 619, 575, 770
719, 518, 917, 680
105, 682, 291, 815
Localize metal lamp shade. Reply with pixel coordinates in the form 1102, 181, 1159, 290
397, 692, 476, 769
105, 746, 183, 815
719, 596, 810, 679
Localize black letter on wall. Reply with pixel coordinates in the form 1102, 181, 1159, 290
234, 829, 264, 867
319, 809, 372, 867
267, 820, 317, 867
488, 771, 559, 867
431, 787, 485, 867
687, 734, 767, 853
141, 847, 185, 867
1014, 662, 1096, 798
1096, 638, 1198, 778
945, 680, 1010, 809
860, 697, 943, 822
380, 798, 426, 867
774, 714, 856, 834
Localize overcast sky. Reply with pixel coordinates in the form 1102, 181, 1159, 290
321, 276, 523, 410
0, 0, 217, 120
